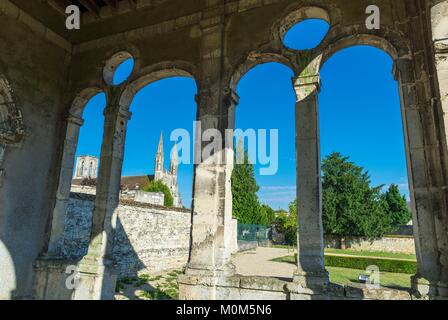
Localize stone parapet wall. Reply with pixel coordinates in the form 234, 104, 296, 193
133, 190, 164, 206
70, 185, 97, 195
178, 275, 412, 300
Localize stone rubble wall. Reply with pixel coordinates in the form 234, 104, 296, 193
64, 193, 192, 278
71, 185, 165, 206
325, 235, 416, 255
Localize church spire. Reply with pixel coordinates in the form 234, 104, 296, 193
155, 132, 164, 179
157, 131, 164, 155
170, 143, 178, 177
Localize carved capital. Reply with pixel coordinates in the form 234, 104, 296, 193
103, 104, 132, 121
67, 115, 84, 126
223, 88, 240, 108
293, 74, 320, 102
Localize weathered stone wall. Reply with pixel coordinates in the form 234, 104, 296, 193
325, 235, 416, 255
64, 193, 192, 277
0, 4, 70, 299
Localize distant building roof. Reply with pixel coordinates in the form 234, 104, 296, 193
72, 175, 154, 191
121, 175, 154, 191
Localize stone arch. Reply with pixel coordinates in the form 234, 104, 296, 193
320, 33, 402, 66
276, 6, 331, 44
316, 32, 445, 293
69, 87, 103, 119
229, 52, 294, 93
103, 51, 136, 86
45, 86, 104, 256
291, 30, 411, 95
119, 61, 197, 113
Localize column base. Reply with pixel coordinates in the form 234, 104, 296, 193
410, 274, 439, 299
34, 256, 79, 300
33, 255, 117, 300
293, 268, 330, 291
184, 261, 236, 277
179, 262, 236, 300
72, 255, 117, 300
436, 281, 448, 299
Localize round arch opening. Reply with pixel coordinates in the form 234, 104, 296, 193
283, 18, 330, 50
103, 51, 135, 86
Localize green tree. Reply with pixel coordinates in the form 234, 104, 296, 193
142, 180, 174, 207
231, 140, 262, 224
272, 202, 297, 245
259, 204, 275, 226
382, 184, 412, 227
322, 152, 391, 241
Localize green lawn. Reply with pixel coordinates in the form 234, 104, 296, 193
116, 269, 181, 300
272, 255, 412, 290
271, 246, 416, 261
327, 266, 411, 290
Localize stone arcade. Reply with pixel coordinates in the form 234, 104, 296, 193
0, 0, 447, 300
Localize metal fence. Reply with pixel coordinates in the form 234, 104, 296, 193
237, 223, 270, 245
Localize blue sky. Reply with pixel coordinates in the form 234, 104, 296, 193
75, 19, 409, 210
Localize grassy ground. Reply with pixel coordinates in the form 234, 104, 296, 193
327, 266, 411, 290
115, 269, 181, 300
272, 255, 412, 290
272, 246, 416, 260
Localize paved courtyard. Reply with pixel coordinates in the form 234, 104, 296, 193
232, 247, 296, 279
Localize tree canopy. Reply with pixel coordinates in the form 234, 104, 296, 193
382, 184, 412, 228
321, 152, 392, 239
231, 140, 274, 226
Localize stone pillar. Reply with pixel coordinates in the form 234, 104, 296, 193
292, 74, 329, 290
179, 13, 236, 299
223, 89, 239, 260
430, 1, 448, 298
184, 96, 235, 275
395, 56, 445, 298
73, 98, 131, 300
46, 115, 84, 256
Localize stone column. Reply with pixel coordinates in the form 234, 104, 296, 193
395, 56, 445, 298
184, 94, 235, 275
73, 98, 131, 300
46, 115, 84, 256
292, 74, 329, 290
430, 1, 448, 298
179, 14, 236, 300
223, 89, 239, 258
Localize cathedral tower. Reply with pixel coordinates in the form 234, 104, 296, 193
170, 143, 178, 180
154, 132, 164, 181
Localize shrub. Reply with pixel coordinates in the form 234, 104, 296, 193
143, 180, 173, 207
288, 254, 416, 274
324, 255, 416, 274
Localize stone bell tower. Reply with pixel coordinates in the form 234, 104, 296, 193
74, 155, 99, 179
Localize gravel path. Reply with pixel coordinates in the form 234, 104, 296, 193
232, 247, 296, 279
